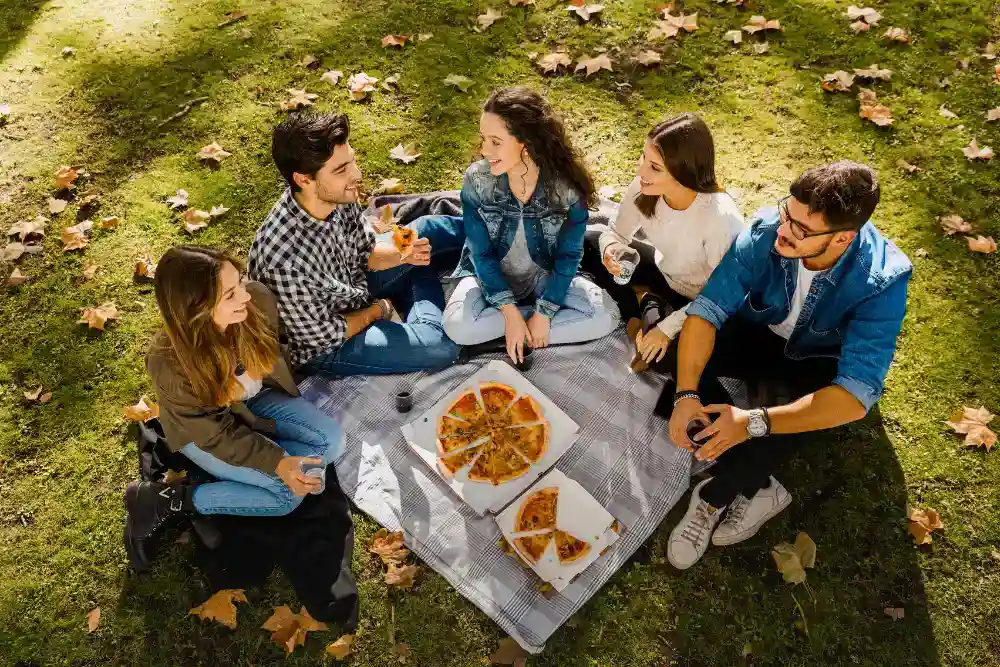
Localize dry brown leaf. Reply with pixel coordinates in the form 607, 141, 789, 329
162, 469, 187, 483
907, 506, 943, 544
854, 64, 892, 80
78, 302, 119, 331
262, 605, 328, 655
183, 209, 211, 224
938, 104, 958, 119
575, 53, 614, 76
299, 54, 321, 69
82, 261, 99, 279
373, 178, 404, 196
567, 2, 604, 21
135, 254, 157, 281
962, 138, 994, 160
743, 15, 781, 34
633, 50, 662, 66
78, 194, 99, 209
850, 20, 871, 33
382, 34, 409, 48
348, 72, 378, 101
326, 634, 355, 660
48, 197, 69, 215
896, 159, 921, 173
86, 606, 101, 633
846, 5, 882, 24
883, 27, 910, 43
209, 205, 229, 218
188, 589, 247, 629
724, 29, 743, 44
385, 562, 419, 588
321, 70, 343, 86
986, 108, 1000, 122
390, 143, 421, 164
61, 223, 91, 252
649, 12, 697, 39
280, 89, 318, 111
966, 235, 997, 255
821, 71, 855, 92
510, 0, 535, 5
23, 386, 44, 401
945, 406, 996, 449
537, 51, 573, 73
939, 214, 972, 235
370, 528, 410, 563
197, 142, 232, 165
7, 216, 48, 241
2, 241, 44, 261
55, 165, 78, 190
166, 189, 189, 209
7, 267, 28, 285
884, 607, 904, 621
995, 64, 1000, 84
771, 532, 816, 584
858, 88, 893, 126
217, 10, 247, 28
100, 216, 120, 229
124, 395, 160, 422
490, 637, 529, 665
474, 8, 503, 32
382, 74, 401, 91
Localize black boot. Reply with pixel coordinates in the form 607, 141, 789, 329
123, 481, 194, 571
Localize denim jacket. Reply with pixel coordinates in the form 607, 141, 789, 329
688, 207, 912, 412
452, 160, 590, 317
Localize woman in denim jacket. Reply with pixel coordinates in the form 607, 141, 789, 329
443, 87, 620, 363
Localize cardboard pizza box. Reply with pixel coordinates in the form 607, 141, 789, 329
495, 469, 621, 592
400, 360, 580, 515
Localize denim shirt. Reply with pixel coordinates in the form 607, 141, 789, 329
688, 207, 912, 412
452, 160, 590, 317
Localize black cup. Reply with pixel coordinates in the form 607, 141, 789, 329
686, 417, 715, 447
515, 347, 534, 372
395, 390, 414, 413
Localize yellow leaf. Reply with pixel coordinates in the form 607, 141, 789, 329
86, 606, 101, 633
188, 589, 247, 629
385, 562, 419, 588
907, 506, 944, 544
326, 633, 355, 660
124, 396, 160, 422
78, 302, 119, 331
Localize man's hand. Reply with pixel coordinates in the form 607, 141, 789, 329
668, 396, 708, 452
275, 456, 323, 496
402, 237, 431, 266
636, 327, 671, 364
693, 404, 751, 461
501, 305, 533, 364
527, 312, 551, 348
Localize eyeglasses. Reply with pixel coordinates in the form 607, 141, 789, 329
778, 196, 844, 241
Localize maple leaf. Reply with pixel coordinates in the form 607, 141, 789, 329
962, 138, 994, 160
987, 108, 1000, 122
280, 89, 318, 111
475, 8, 503, 32
771, 532, 816, 584
846, 6, 882, 24
188, 589, 247, 629
882, 27, 910, 43
299, 54, 321, 69
724, 29, 743, 44
7, 268, 28, 285
633, 50, 662, 66
752, 42, 771, 55
197, 142, 232, 165
23, 386, 44, 401
347, 73, 378, 101
490, 637, 529, 665
650, 12, 697, 39
382, 74, 400, 91
163, 469, 188, 484
124, 395, 160, 422
567, 2, 604, 21
897, 159, 922, 174
385, 562, 419, 588
821, 71, 855, 92
55, 165, 78, 189
100, 216, 120, 229
382, 34, 409, 48
444, 74, 473, 92
217, 10, 247, 28
575, 53, 614, 76
966, 235, 997, 255
939, 214, 972, 235
850, 20, 871, 33
390, 143, 421, 164
48, 197, 69, 215
326, 634, 355, 660
61, 222, 92, 252
82, 261, 99, 279
262, 605, 328, 655
370, 528, 410, 563
78, 302, 119, 331
938, 105, 958, 119
135, 254, 157, 282
373, 178, 404, 196
743, 16, 782, 34
907, 506, 943, 544
86, 607, 101, 633
537, 51, 573, 73
884, 607, 904, 621
853, 64, 892, 80
321, 70, 343, 86
7, 216, 48, 241
166, 189, 189, 209
209, 205, 229, 218
1, 242, 43, 262
858, 89, 893, 126
945, 405, 997, 449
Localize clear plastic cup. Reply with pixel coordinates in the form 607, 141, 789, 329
611, 245, 640, 285
299, 458, 326, 495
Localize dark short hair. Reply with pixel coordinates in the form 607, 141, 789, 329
789, 161, 880, 231
636, 113, 721, 218
271, 112, 351, 191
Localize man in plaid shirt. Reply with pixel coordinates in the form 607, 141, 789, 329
248, 112, 465, 375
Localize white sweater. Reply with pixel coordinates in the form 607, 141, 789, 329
598, 177, 745, 338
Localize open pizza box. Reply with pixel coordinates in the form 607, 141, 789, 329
400, 360, 580, 515
496, 469, 621, 592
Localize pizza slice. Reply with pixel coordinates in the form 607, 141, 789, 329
436, 430, 486, 456
467, 437, 531, 485
507, 394, 544, 425
479, 382, 518, 427
553, 529, 592, 564
437, 444, 484, 477
515, 487, 558, 532
438, 414, 474, 438
513, 531, 553, 564
446, 390, 489, 431
500, 422, 549, 463
393, 225, 415, 254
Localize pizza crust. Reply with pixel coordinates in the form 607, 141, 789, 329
515, 487, 558, 532
479, 382, 518, 427
437, 445, 484, 477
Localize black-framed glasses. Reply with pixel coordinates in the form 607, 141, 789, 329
778, 196, 841, 241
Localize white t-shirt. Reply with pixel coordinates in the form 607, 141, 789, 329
598, 178, 745, 338
769, 262, 822, 339
235, 368, 264, 401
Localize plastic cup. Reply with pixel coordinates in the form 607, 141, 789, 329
299, 458, 326, 495
611, 245, 640, 285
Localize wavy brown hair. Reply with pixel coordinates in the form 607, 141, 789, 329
483, 87, 597, 209
636, 113, 722, 218
153, 245, 278, 406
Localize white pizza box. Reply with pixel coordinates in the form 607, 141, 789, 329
495, 469, 621, 592
400, 360, 579, 515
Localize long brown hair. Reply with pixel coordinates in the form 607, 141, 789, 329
636, 113, 722, 218
153, 245, 278, 406
484, 87, 597, 209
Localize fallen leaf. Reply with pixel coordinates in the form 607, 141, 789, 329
262, 605, 328, 655
771, 532, 817, 584
320, 71, 344, 88
897, 159, 922, 173
373, 178, 404, 196
7, 216, 48, 241
382, 34, 410, 48
938, 105, 958, 119
48, 197, 69, 215
822, 71, 855, 92
914, 247, 928, 257
280, 89, 318, 111
385, 562, 419, 588
124, 396, 160, 423
417, 32, 434, 41
217, 10, 247, 28
197, 142, 232, 165
962, 138, 994, 160
724, 29, 743, 44
567, 2, 604, 21
907, 506, 943, 544
184, 221, 208, 234
984, 43, 998, 61
633, 50, 662, 66
62, 46, 76, 57
752, 42, 770, 55
78, 302, 119, 330
946, 406, 997, 448
444, 74, 473, 92
239, 28, 253, 40
299, 54, 321, 69
209, 205, 229, 218
55, 165, 78, 189
575, 53, 614, 76
100, 216, 120, 229
61, 222, 91, 252
649, 12, 697, 39
135, 254, 157, 281
7, 268, 28, 285
939, 214, 972, 235
1, 242, 43, 261
82, 261, 99, 279
23, 386, 44, 401
853, 64, 892, 80
188, 589, 247, 629
850, 20, 871, 33
370, 528, 410, 563
743, 15, 782, 34
966, 235, 997, 255
490, 637, 529, 665
987, 108, 1000, 122
858, 88, 893, 126
475, 8, 503, 32
884, 607, 904, 621
846, 5, 882, 25
77, 194, 100, 210
882, 27, 910, 43
537, 51, 573, 73
86, 607, 101, 633
347, 72, 378, 101
326, 634, 355, 660
390, 144, 421, 164
166, 189, 189, 209
995, 64, 1000, 84
382, 74, 400, 91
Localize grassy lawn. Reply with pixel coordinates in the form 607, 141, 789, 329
1, 0, 999, 664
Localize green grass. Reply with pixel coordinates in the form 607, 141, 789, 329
1, 0, 999, 664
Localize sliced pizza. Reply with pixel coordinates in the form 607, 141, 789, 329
507, 394, 544, 425
437, 444, 484, 477
438, 414, 475, 438
500, 422, 549, 463
392, 225, 415, 254
446, 389, 490, 430
515, 487, 558, 533
514, 531, 553, 564
436, 430, 486, 456
479, 382, 518, 427
467, 436, 531, 485
553, 529, 591, 564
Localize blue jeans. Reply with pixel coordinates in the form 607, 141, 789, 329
181, 390, 343, 517
302, 214, 465, 376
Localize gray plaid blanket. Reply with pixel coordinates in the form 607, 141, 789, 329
299, 330, 701, 652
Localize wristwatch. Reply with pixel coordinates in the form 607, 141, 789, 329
746, 408, 771, 438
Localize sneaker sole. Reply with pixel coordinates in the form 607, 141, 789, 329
123, 484, 152, 572
711, 493, 793, 547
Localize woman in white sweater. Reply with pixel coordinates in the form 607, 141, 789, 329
581, 114, 745, 371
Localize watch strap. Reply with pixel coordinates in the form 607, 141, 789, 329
761, 407, 772, 435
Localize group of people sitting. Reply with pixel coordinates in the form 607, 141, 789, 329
123, 86, 912, 573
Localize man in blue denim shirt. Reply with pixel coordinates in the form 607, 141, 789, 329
655, 161, 911, 570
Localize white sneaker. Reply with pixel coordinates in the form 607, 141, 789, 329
668, 478, 725, 570
711, 476, 792, 547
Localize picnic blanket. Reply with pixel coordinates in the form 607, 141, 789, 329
298, 332, 699, 652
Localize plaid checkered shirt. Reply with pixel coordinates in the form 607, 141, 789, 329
248, 188, 376, 367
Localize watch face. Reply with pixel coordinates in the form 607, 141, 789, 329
747, 412, 768, 437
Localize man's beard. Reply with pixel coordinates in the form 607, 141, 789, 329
776, 235, 833, 260
317, 181, 358, 205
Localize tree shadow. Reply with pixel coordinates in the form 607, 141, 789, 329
0, 0, 46, 66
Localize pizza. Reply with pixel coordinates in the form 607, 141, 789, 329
507, 394, 544, 425
467, 436, 531, 485
516, 487, 558, 532
554, 529, 591, 564
446, 390, 489, 431
438, 445, 483, 477
514, 533, 553, 564
436, 430, 485, 456
393, 225, 415, 253
508, 487, 595, 568
438, 414, 474, 439
499, 423, 549, 463
480, 382, 518, 427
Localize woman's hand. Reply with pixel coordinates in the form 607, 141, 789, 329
501, 305, 533, 364
526, 312, 551, 349
602, 245, 623, 277
635, 327, 672, 364
275, 456, 322, 496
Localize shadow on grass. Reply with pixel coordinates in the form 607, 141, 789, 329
0, 0, 46, 65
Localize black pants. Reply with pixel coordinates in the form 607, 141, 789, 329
653, 315, 840, 508
581, 230, 691, 324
